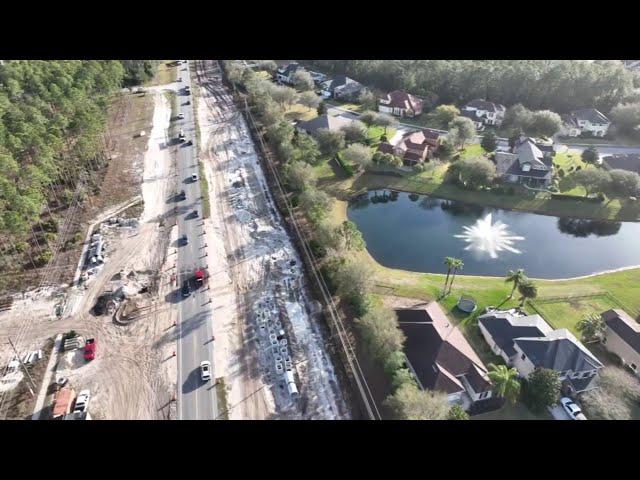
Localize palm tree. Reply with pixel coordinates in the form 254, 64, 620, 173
505, 269, 527, 299
517, 280, 538, 308
447, 258, 464, 294
443, 257, 455, 295
487, 364, 521, 404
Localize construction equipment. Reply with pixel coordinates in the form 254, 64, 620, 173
52, 387, 76, 419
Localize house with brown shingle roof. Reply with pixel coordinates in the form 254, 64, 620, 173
602, 309, 640, 376
378, 90, 423, 118
396, 302, 493, 411
377, 129, 441, 166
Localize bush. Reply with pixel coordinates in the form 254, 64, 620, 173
35, 250, 53, 267
335, 154, 355, 176
309, 239, 326, 258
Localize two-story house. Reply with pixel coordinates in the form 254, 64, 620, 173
397, 302, 493, 412
494, 136, 554, 188
377, 129, 441, 166
601, 309, 640, 376
478, 310, 603, 394
320, 75, 364, 101
378, 90, 423, 118
276, 62, 305, 85
461, 99, 506, 127
564, 108, 611, 137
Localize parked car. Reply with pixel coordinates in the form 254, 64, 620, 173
73, 390, 91, 413
191, 173, 198, 182
177, 113, 185, 120
200, 361, 211, 382
178, 189, 186, 200
84, 338, 96, 361
192, 210, 198, 218
181, 234, 189, 245
178, 130, 185, 141
181, 281, 191, 297
560, 397, 587, 420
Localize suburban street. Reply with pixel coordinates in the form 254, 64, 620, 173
174, 61, 218, 420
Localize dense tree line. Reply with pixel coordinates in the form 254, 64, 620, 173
121, 60, 159, 86
0, 60, 155, 271
305, 60, 639, 114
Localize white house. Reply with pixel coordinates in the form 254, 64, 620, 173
560, 114, 582, 137
320, 75, 364, 100
569, 108, 611, 137
461, 99, 506, 127
276, 62, 305, 85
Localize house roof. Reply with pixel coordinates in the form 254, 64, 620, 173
602, 154, 640, 175
478, 311, 553, 358
602, 309, 640, 355
495, 137, 553, 179
465, 99, 505, 113
460, 110, 483, 123
297, 114, 353, 135
514, 138, 550, 170
381, 90, 423, 112
377, 142, 395, 155
277, 62, 303, 77
572, 108, 610, 125
397, 302, 491, 395
561, 113, 580, 129
421, 128, 444, 141
321, 75, 360, 91
514, 328, 603, 372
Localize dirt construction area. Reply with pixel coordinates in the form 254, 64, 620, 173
0, 65, 187, 419
193, 60, 349, 419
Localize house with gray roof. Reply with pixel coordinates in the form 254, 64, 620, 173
602, 153, 640, 176
601, 309, 640, 377
296, 114, 354, 137
494, 136, 554, 187
478, 311, 553, 364
320, 75, 364, 101
478, 309, 603, 394
461, 99, 506, 127
460, 110, 485, 132
569, 108, 611, 137
276, 62, 305, 85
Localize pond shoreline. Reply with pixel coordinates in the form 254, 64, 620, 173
354, 173, 640, 223
347, 189, 640, 280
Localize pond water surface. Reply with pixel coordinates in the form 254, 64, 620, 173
347, 190, 640, 279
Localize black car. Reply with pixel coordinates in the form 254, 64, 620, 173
192, 210, 198, 218
181, 281, 191, 297
180, 234, 188, 245
179, 189, 186, 200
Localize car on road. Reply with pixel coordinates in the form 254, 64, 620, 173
191, 173, 198, 182
178, 189, 186, 200
181, 234, 189, 245
560, 397, 587, 420
181, 281, 191, 297
192, 210, 198, 218
177, 77, 182, 82
177, 113, 184, 120
200, 361, 211, 382
73, 390, 91, 413
84, 338, 96, 361
185, 100, 191, 105
178, 130, 185, 142
185, 140, 192, 146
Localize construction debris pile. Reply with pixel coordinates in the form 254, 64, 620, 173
219, 119, 348, 419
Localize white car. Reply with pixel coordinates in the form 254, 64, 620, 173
177, 113, 184, 120
560, 397, 587, 420
191, 173, 198, 182
74, 390, 91, 413
200, 360, 212, 382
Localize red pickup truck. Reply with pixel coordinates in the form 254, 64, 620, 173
84, 338, 96, 361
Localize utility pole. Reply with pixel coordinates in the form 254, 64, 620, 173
8, 337, 37, 397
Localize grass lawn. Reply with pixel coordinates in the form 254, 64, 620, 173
367, 125, 396, 146
325, 99, 362, 113
460, 144, 485, 159
284, 103, 317, 122
530, 294, 621, 336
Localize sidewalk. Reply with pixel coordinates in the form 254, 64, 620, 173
31, 333, 62, 420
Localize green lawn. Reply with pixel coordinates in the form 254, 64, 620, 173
530, 294, 622, 337
146, 60, 177, 86
325, 99, 362, 113
460, 144, 485, 159
284, 103, 318, 122
367, 125, 396, 145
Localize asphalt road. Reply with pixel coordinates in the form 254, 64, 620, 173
174, 61, 218, 420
